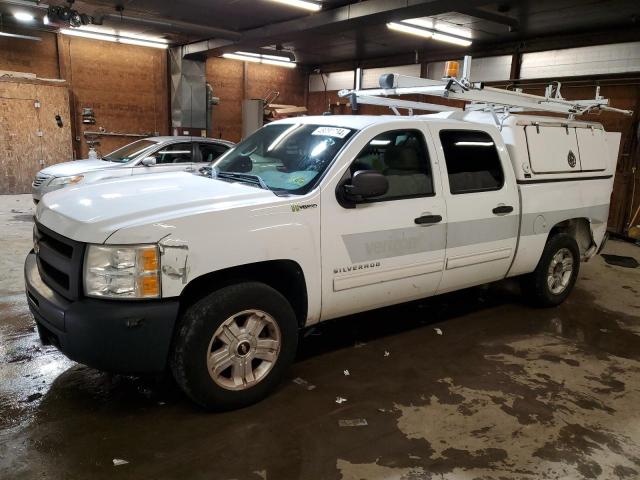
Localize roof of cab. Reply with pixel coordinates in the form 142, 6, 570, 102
142, 136, 235, 145
270, 114, 470, 130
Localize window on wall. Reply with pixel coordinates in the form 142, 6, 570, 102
439, 130, 504, 194
350, 129, 434, 201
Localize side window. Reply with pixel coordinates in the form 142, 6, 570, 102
439, 130, 504, 194
199, 143, 229, 163
152, 143, 193, 164
350, 129, 434, 201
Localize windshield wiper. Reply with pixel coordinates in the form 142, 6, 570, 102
215, 171, 272, 191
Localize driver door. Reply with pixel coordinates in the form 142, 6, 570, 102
320, 124, 447, 321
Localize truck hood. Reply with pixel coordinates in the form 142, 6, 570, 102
40, 159, 126, 177
36, 172, 276, 243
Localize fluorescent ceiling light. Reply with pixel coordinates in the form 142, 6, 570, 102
60, 28, 168, 49
14, 12, 35, 22
268, 0, 322, 11
387, 22, 433, 39
432, 32, 472, 47
370, 139, 391, 146
223, 52, 296, 68
236, 51, 292, 63
0, 31, 41, 41
455, 141, 494, 147
387, 21, 472, 47
73, 25, 169, 45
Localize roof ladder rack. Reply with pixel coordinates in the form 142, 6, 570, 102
339, 56, 633, 120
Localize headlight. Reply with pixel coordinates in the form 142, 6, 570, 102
84, 244, 160, 299
49, 175, 84, 187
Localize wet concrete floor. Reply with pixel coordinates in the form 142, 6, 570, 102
1, 194, 639, 479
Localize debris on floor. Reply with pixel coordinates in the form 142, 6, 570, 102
343, 369, 350, 376
25, 393, 42, 403
292, 377, 316, 391
112, 459, 129, 467
335, 396, 347, 404
384, 350, 390, 357
601, 254, 639, 269
338, 418, 368, 427
434, 328, 443, 335
253, 470, 267, 480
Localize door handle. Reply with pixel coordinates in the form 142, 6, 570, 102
492, 205, 514, 215
415, 215, 443, 225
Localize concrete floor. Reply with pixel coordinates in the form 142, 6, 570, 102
1, 194, 639, 480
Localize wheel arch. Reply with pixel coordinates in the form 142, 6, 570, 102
178, 260, 309, 328
547, 217, 596, 258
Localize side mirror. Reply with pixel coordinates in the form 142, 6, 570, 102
346, 170, 388, 198
338, 170, 388, 208
141, 157, 156, 167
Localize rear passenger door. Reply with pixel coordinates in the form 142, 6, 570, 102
320, 126, 446, 320
432, 127, 519, 293
197, 142, 231, 164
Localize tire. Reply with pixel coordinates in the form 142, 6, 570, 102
171, 282, 298, 410
521, 233, 580, 307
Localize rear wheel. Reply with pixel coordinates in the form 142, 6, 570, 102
521, 233, 580, 307
171, 282, 298, 410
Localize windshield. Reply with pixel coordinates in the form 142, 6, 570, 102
213, 124, 356, 194
103, 139, 158, 163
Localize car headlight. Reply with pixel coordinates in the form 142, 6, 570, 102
84, 244, 160, 299
49, 175, 84, 187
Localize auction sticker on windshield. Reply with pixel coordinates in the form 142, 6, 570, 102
312, 127, 351, 138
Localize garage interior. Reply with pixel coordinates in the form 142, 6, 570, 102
1, 0, 640, 479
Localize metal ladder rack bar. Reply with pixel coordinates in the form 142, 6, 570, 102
338, 56, 634, 118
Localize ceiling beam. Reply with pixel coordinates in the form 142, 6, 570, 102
455, 7, 520, 31
184, 0, 492, 59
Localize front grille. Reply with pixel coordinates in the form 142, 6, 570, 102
34, 222, 85, 300
32, 173, 51, 188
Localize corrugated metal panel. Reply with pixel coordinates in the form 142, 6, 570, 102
426, 55, 512, 82
520, 42, 640, 79
309, 71, 354, 92
362, 64, 421, 89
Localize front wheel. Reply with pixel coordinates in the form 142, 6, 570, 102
521, 233, 580, 307
171, 282, 298, 410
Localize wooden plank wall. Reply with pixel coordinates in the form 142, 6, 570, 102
0, 81, 73, 194
58, 35, 169, 158
0, 27, 169, 193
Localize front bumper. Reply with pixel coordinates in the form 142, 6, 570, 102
24, 252, 179, 374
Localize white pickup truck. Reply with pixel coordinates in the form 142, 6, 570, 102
25, 111, 621, 409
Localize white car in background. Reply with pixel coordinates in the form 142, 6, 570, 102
31, 136, 235, 203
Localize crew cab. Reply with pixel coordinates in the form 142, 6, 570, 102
31, 136, 234, 203
25, 113, 621, 409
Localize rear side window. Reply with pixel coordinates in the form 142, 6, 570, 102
350, 129, 434, 201
199, 143, 229, 163
439, 130, 504, 194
